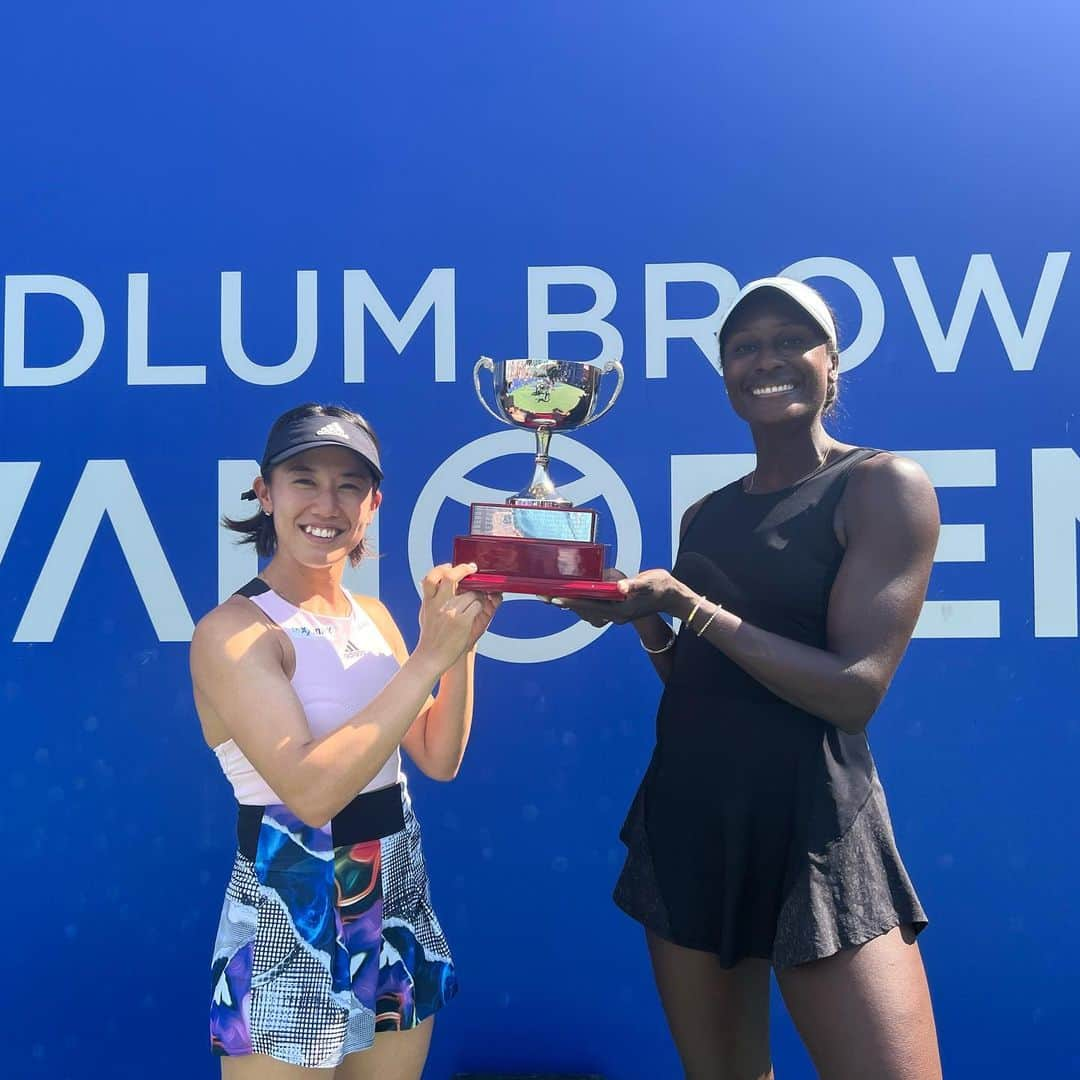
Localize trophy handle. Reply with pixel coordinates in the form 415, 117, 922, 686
473, 356, 514, 426
577, 359, 624, 429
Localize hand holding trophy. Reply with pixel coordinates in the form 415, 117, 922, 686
453, 356, 626, 600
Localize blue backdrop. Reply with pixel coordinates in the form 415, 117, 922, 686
2, 3, 1078, 1077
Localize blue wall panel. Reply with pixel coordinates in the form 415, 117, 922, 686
2, 3, 1078, 1077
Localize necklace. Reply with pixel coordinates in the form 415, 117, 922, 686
746, 446, 833, 495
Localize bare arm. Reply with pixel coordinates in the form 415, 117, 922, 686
569, 495, 710, 683
563, 456, 940, 733
670, 455, 939, 732
358, 579, 500, 781
632, 494, 711, 681
190, 569, 485, 826
402, 651, 476, 781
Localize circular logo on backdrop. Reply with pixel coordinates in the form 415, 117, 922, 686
408, 430, 642, 663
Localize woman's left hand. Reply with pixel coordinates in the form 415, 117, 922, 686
420, 563, 502, 653
467, 592, 502, 649
554, 569, 686, 626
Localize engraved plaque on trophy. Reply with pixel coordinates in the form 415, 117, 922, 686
453, 357, 626, 599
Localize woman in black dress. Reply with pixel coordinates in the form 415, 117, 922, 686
561, 278, 942, 1079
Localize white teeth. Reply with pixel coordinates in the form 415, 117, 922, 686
751, 383, 795, 397
304, 526, 339, 539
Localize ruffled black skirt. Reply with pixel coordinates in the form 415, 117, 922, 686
614, 757, 927, 968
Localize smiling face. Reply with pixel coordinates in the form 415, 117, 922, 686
253, 445, 382, 570
720, 290, 838, 427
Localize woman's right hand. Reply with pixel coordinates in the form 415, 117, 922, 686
415, 563, 487, 671
555, 568, 690, 626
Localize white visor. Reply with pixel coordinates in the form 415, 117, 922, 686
717, 277, 838, 350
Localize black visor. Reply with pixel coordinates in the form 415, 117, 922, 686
241, 413, 382, 500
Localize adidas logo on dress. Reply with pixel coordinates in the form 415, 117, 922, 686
316, 421, 349, 439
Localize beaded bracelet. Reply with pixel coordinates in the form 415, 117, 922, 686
695, 603, 722, 636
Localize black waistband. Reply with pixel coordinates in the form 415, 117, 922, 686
236, 782, 405, 860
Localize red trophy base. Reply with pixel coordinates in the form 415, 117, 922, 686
452, 531, 625, 600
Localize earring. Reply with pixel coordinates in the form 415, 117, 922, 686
262, 508, 272, 517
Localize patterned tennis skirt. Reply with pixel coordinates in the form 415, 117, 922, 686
209, 779, 457, 1068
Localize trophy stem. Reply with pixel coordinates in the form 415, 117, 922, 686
507, 424, 571, 507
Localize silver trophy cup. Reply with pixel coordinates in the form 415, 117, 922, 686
473, 356, 624, 506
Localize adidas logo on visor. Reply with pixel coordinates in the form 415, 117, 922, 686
316, 421, 349, 439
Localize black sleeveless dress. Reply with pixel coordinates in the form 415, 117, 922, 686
613, 448, 927, 967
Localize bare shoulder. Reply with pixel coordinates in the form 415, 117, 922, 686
190, 595, 280, 670
848, 451, 936, 499
353, 593, 409, 660
843, 451, 940, 542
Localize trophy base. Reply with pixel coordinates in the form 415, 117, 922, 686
458, 571, 625, 600
452, 533, 626, 600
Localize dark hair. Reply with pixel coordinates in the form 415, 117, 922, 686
223, 403, 381, 566
718, 289, 842, 419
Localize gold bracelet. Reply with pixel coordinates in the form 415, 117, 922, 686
640, 627, 676, 654
695, 603, 722, 636
685, 595, 705, 628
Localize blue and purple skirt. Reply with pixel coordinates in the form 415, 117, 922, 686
209, 780, 457, 1068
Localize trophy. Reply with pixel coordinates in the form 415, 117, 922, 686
454, 356, 626, 599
